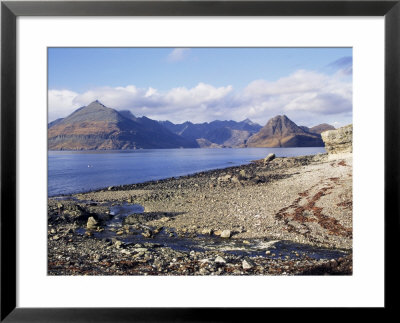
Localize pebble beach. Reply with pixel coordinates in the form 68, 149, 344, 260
48, 151, 353, 276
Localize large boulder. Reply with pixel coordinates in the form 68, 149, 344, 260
48, 203, 92, 224
263, 153, 275, 164
321, 124, 352, 155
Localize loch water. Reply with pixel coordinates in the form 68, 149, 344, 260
48, 147, 325, 197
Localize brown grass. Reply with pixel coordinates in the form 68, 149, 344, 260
48, 121, 118, 136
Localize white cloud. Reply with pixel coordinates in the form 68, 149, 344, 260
239, 70, 352, 125
145, 87, 157, 97
244, 70, 326, 97
165, 83, 232, 107
48, 69, 352, 127
48, 89, 80, 122
48, 83, 233, 123
167, 48, 190, 62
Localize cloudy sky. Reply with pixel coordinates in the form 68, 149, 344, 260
48, 47, 352, 127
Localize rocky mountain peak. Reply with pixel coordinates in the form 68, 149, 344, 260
263, 114, 304, 137
86, 100, 107, 108
246, 115, 324, 148
62, 100, 123, 124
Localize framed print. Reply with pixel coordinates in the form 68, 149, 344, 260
1, 0, 398, 321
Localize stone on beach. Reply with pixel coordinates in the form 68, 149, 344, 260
201, 228, 213, 235
114, 240, 124, 248
220, 230, 231, 238
242, 259, 254, 270
264, 153, 275, 164
218, 174, 232, 182
142, 230, 152, 238
215, 256, 226, 264
199, 268, 210, 275
86, 216, 98, 230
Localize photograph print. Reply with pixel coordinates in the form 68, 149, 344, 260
47, 47, 353, 276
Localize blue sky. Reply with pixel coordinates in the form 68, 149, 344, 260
48, 47, 352, 127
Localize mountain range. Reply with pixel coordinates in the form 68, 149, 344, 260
48, 101, 334, 150
159, 118, 262, 148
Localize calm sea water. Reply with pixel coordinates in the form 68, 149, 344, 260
48, 147, 325, 196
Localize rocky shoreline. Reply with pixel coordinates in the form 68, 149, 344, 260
48, 150, 353, 276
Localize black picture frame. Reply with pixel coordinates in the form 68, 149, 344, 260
1, 0, 398, 321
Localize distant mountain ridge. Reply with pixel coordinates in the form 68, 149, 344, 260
308, 123, 336, 134
48, 101, 334, 150
159, 118, 262, 147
